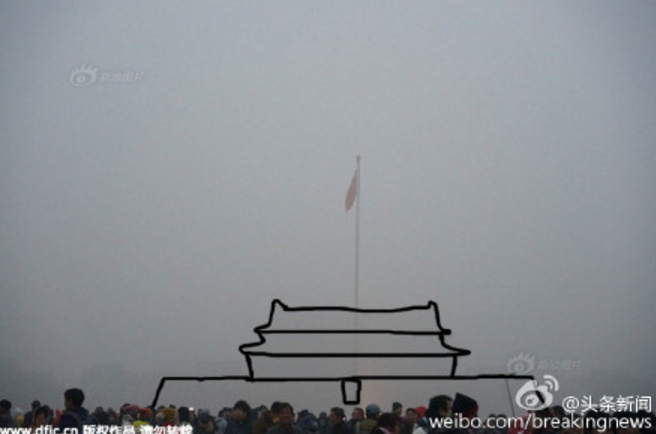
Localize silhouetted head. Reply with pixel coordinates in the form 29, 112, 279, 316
426, 395, 452, 419
278, 403, 294, 428
366, 404, 381, 419
374, 413, 401, 434
0, 400, 11, 415
452, 393, 478, 419
329, 408, 345, 426
351, 408, 364, 422
404, 408, 418, 426
64, 388, 85, 411
233, 401, 251, 421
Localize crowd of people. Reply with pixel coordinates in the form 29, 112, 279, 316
1, 389, 655, 434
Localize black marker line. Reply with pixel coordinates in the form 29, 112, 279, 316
152, 299, 534, 407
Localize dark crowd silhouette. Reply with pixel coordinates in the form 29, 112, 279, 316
1, 389, 655, 434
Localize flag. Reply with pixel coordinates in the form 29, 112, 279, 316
345, 170, 358, 211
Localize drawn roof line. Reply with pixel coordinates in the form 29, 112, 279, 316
239, 340, 471, 357
154, 374, 535, 383
254, 298, 454, 334
439, 338, 472, 356
239, 351, 468, 358
255, 330, 450, 335
239, 334, 472, 356
238, 299, 471, 366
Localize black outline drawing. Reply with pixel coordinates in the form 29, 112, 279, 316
151, 299, 535, 406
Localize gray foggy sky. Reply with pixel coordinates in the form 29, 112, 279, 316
1, 1, 655, 413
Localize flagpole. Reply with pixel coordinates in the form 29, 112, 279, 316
355, 155, 361, 310
354, 155, 360, 377
345, 155, 361, 374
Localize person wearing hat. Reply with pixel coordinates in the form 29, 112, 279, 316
356, 404, 381, 434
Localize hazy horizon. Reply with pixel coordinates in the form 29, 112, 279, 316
1, 1, 655, 416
